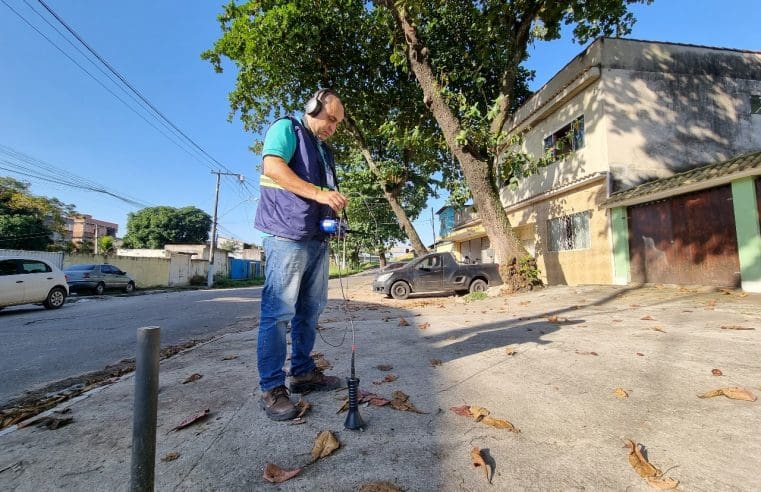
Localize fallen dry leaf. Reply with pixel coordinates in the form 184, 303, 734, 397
640, 315, 655, 321
398, 318, 410, 327
172, 409, 210, 431
311, 431, 340, 462
221, 355, 238, 361
636, 352, 645, 357
418, 322, 430, 330
450, 405, 471, 417
547, 315, 567, 324
182, 373, 202, 384
295, 399, 311, 419
575, 350, 598, 356
698, 387, 756, 401
646, 476, 680, 489
384, 374, 398, 383
720, 325, 754, 331
263, 463, 301, 483
450, 405, 519, 431
376, 364, 393, 371
430, 358, 443, 366
505, 346, 517, 356
358, 482, 403, 492
625, 440, 679, 489
468, 405, 490, 421
650, 326, 666, 333
613, 388, 630, 398
390, 391, 427, 414
482, 415, 520, 432
625, 440, 660, 478
711, 368, 723, 376
470, 447, 490, 483
161, 452, 180, 462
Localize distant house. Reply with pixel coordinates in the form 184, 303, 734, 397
65, 214, 118, 247
437, 37, 761, 292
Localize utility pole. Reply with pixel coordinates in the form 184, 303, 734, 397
208, 171, 244, 288
430, 207, 436, 250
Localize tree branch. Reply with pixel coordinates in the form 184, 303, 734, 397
490, 1, 544, 137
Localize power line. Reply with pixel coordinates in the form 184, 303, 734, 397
1, 0, 260, 238
35, 0, 236, 177
0, 145, 153, 208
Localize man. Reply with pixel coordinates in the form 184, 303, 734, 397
254, 89, 347, 421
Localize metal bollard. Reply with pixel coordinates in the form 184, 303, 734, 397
130, 326, 161, 492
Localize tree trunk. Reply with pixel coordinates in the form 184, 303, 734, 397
386, 1, 532, 291
343, 116, 429, 257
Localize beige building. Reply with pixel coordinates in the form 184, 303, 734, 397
439, 38, 761, 287
66, 214, 118, 247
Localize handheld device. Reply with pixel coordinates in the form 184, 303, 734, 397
320, 217, 349, 237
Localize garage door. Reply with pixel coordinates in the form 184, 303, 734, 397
628, 185, 740, 287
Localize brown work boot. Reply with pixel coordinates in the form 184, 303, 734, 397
260, 385, 298, 421
290, 367, 343, 393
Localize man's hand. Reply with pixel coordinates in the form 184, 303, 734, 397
263, 156, 347, 212
315, 189, 348, 212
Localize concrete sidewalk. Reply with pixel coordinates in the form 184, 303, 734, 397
1, 275, 760, 491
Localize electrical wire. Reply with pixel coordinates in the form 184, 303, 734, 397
0, 145, 153, 208
1, 0, 261, 212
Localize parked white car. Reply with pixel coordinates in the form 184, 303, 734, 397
0, 257, 69, 310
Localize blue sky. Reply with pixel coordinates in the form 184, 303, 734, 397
1, 1, 757, 248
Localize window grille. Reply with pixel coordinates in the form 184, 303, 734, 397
543, 115, 585, 161
548, 210, 591, 251
751, 95, 761, 115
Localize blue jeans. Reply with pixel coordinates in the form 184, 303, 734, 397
257, 236, 329, 391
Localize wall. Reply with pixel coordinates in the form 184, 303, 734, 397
600, 40, 761, 191
506, 180, 612, 285
64, 254, 170, 287
0, 249, 65, 269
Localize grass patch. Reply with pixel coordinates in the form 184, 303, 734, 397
463, 291, 488, 302
329, 262, 377, 279
212, 278, 264, 288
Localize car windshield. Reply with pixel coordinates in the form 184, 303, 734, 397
66, 265, 95, 271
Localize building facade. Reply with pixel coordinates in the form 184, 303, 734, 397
65, 214, 118, 247
438, 38, 761, 290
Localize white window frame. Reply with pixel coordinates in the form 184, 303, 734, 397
547, 210, 592, 252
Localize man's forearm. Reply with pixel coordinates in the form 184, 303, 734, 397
263, 155, 320, 200
262, 155, 347, 211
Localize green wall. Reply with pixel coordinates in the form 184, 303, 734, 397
610, 207, 630, 285
731, 177, 761, 292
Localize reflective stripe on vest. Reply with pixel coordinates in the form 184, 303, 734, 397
259, 174, 329, 191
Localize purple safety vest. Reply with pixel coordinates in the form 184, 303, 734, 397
254, 117, 337, 240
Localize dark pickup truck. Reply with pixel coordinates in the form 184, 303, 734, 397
372, 252, 502, 300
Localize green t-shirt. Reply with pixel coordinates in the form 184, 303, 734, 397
261, 118, 335, 189
262, 118, 297, 162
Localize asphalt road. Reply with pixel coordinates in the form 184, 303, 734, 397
0, 287, 262, 406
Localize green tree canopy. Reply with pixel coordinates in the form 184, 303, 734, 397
378, 0, 650, 287
122, 206, 212, 249
203, 1, 449, 256
0, 177, 75, 251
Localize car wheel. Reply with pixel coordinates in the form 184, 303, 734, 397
94, 282, 105, 295
125, 281, 135, 293
390, 281, 410, 300
469, 279, 487, 294
43, 287, 67, 309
